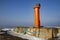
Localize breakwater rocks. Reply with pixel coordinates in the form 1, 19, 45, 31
0, 30, 28, 40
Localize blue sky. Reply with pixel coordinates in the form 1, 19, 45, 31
0, 0, 60, 27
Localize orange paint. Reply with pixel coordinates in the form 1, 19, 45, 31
34, 4, 40, 27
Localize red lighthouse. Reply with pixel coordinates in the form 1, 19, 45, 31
34, 4, 40, 27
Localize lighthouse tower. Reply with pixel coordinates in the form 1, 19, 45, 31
34, 4, 40, 27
